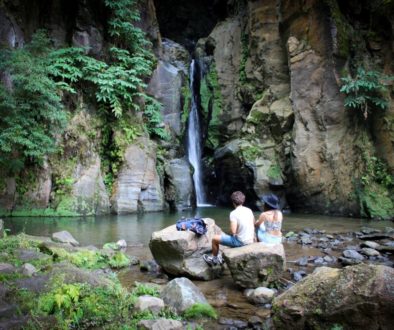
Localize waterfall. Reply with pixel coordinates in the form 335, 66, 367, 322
187, 60, 206, 206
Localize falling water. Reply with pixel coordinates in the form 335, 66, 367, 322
187, 60, 206, 206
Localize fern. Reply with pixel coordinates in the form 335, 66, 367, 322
340, 67, 393, 119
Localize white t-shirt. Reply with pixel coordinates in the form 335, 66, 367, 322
229, 205, 255, 244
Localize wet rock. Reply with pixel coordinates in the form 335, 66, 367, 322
322, 248, 333, 255
292, 270, 306, 282
248, 316, 263, 327
21, 263, 37, 277
273, 264, 394, 330
323, 255, 335, 263
303, 228, 313, 234
361, 227, 380, 235
0, 263, 15, 274
326, 235, 334, 239
233, 320, 248, 329
343, 250, 364, 261
361, 248, 380, 257
219, 317, 235, 325
296, 256, 308, 266
339, 257, 362, 266
384, 227, 394, 234
17, 249, 51, 263
376, 245, 394, 253
313, 257, 324, 265
223, 243, 286, 289
137, 318, 183, 330
299, 236, 312, 245
160, 277, 208, 313
140, 260, 160, 273
149, 218, 222, 280
134, 296, 165, 315
359, 234, 392, 240
116, 239, 127, 249
361, 241, 380, 249
52, 231, 79, 246
245, 287, 275, 304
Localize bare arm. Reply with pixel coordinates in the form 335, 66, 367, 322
255, 213, 266, 227
230, 220, 237, 235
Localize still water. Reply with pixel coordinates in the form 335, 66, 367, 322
3, 207, 392, 247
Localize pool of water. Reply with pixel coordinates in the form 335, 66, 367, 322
3, 207, 392, 247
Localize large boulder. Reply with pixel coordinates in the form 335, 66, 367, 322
52, 231, 79, 246
272, 264, 394, 330
160, 277, 208, 313
223, 243, 286, 288
137, 319, 183, 330
111, 138, 164, 214
164, 158, 194, 210
149, 218, 222, 280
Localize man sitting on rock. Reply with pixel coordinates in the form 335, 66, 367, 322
203, 191, 255, 266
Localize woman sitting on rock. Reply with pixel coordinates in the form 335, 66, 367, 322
255, 194, 283, 244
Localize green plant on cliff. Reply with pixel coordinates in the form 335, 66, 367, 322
340, 67, 392, 119
0, 31, 67, 171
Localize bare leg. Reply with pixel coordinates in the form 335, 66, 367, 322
212, 234, 221, 256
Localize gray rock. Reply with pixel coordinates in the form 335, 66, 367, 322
292, 271, 306, 282
111, 138, 164, 214
384, 227, 394, 234
21, 263, 37, 277
313, 257, 324, 265
299, 236, 312, 245
343, 250, 364, 261
273, 264, 394, 329
164, 158, 194, 210
137, 318, 183, 330
296, 256, 308, 266
338, 257, 361, 266
323, 255, 335, 263
0, 263, 15, 274
223, 243, 286, 288
134, 296, 165, 315
116, 239, 127, 249
361, 227, 380, 235
361, 248, 380, 257
0, 219, 3, 238
160, 277, 208, 313
52, 231, 79, 246
17, 248, 51, 263
361, 241, 380, 249
149, 218, 223, 280
245, 287, 276, 304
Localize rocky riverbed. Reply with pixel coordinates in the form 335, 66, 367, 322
1, 218, 393, 329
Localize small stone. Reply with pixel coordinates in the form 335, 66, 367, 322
338, 257, 361, 266
303, 228, 313, 234
361, 227, 380, 235
247, 287, 275, 304
300, 237, 312, 245
361, 241, 380, 249
361, 248, 380, 257
0, 263, 15, 274
292, 271, 306, 282
21, 263, 37, 277
137, 318, 183, 330
285, 231, 296, 238
323, 255, 335, 263
52, 231, 79, 246
233, 320, 248, 329
134, 296, 165, 315
384, 227, 394, 234
256, 309, 271, 319
219, 317, 234, 325
314, 257, 324, 265
296, 256, 308, 266
322, 248, 332, 255
343, 250, 364, 261
116, 239, 127, 249
326, 235, 334, 239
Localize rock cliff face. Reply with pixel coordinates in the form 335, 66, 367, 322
0, 0, 393, 218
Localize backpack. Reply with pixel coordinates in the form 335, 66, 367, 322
176, 217, 207, 236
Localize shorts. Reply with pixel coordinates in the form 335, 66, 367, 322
257, 228, 282, 244
220, 233, 244, 248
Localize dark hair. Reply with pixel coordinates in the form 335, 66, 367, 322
231, 191, 245, 206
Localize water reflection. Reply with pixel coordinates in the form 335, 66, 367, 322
3, 207, 392, 247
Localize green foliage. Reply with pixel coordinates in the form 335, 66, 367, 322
340, 68, 393, 119
34, 281, 134, 329
241, 145, 264, 162
0, 30, 67, 171
239, 31, 249, 83
108, 251, 131, 268
267, 163, 282, 180
132, 283, 160, 297
331, 324, 343, 330
183, 303, 218, 320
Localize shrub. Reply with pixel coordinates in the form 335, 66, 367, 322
183, 303, 218, 320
